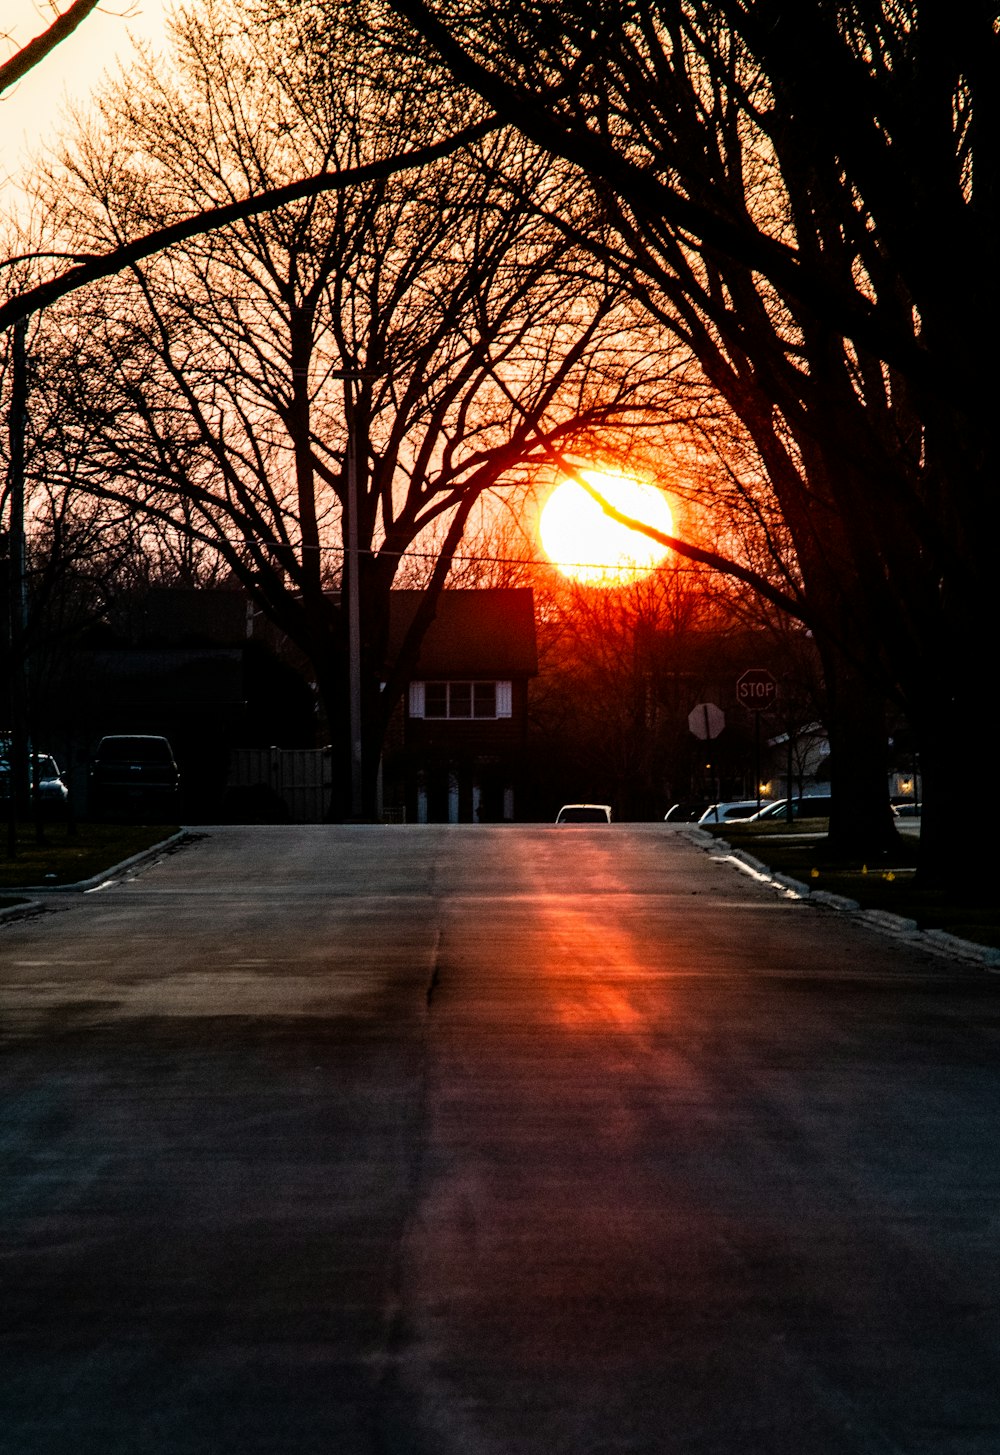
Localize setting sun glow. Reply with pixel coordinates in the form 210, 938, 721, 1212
540, 470, 674, 585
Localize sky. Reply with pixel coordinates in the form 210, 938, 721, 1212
1, 0, 167, 205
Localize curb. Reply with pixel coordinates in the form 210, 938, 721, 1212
684, 827, 1000, 972
922, 928, 1000, 969
0, 895, 40, 922
0, 829, 189, 899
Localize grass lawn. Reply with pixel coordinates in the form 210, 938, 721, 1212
711, 819, 1000, 952
0, 821, 180, 900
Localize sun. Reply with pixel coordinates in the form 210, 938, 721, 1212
539, 469, 674, 585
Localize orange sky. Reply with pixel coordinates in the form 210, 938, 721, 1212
1, 0, 166, 203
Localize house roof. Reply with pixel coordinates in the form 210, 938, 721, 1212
388, 588, 538, 677
135, 587, 248, 646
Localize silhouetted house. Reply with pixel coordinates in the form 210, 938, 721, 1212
52, 584, 537, 822
65, 587, 316, 817
383, 588, 538, 823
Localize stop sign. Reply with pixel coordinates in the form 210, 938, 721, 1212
688, 702, 725, 740
737, 668, 778, 710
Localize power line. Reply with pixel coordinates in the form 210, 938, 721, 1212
254, 540, 709, 575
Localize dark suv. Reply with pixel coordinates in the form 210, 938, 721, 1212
89, 735, 180, 821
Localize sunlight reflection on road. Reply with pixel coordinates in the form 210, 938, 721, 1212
555, 981, 645, 1032
537, 897, 657, 1041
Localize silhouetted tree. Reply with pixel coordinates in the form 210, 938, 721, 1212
397, 0, 996, 881
24, 0, 669, 815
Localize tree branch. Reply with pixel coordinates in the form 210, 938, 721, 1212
0, 0, 101, 94
555, 458, 814, 628
392, 0, 937, 390
0, 118, 501, 331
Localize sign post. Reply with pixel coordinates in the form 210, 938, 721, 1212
736, 670, 778, 813
688, 702, 725, 802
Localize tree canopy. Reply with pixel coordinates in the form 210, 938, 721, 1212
395, 0, 998, 878
11, 0, 677, 815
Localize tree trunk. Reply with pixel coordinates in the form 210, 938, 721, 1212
914, 687, 994, 892
821, 641, 900, 858
318, 638, 390, 823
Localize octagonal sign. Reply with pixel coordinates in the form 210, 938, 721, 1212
737, 668, 778, 711
688, 702, 725, 740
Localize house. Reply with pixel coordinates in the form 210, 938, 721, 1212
58, 587, 316, 818
42, 583, 536, 823
382, 588, 538, 823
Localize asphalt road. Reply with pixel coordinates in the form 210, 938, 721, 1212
2, 825, 999, 1455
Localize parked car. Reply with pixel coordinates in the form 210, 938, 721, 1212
0, 753, 70, 816
749, 796, 901, 823
697, 800, 769, 825
89, 735, 180, 821
746, 795, 835, 821
555, 803, 613, 824
664, 801, 710, 822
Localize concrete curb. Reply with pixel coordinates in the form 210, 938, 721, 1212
0, 829, 189, 899
682, 826, 1000, 972
922, 928, 1000, 969
0, 895, 40, 921
809, 889, 862, 913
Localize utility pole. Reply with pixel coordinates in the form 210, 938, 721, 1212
333, 367, 377, 822
344, 379, 363, 821
6, 318, 29, 854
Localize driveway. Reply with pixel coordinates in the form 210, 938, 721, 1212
2, 825, 998, 1454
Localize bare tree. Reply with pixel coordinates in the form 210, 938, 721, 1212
396, 0, 997, 879
26, 0, 671, 815
527, 563, 743, 818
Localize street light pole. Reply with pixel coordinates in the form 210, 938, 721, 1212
6, 318, 30, 852
333, 366, 379, 821
344, 378, 364, 821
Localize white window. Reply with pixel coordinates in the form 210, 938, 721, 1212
408, 680, 512, 720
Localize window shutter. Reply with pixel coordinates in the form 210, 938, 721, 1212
496, 680, 513, 717
409, 681, 425, 718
